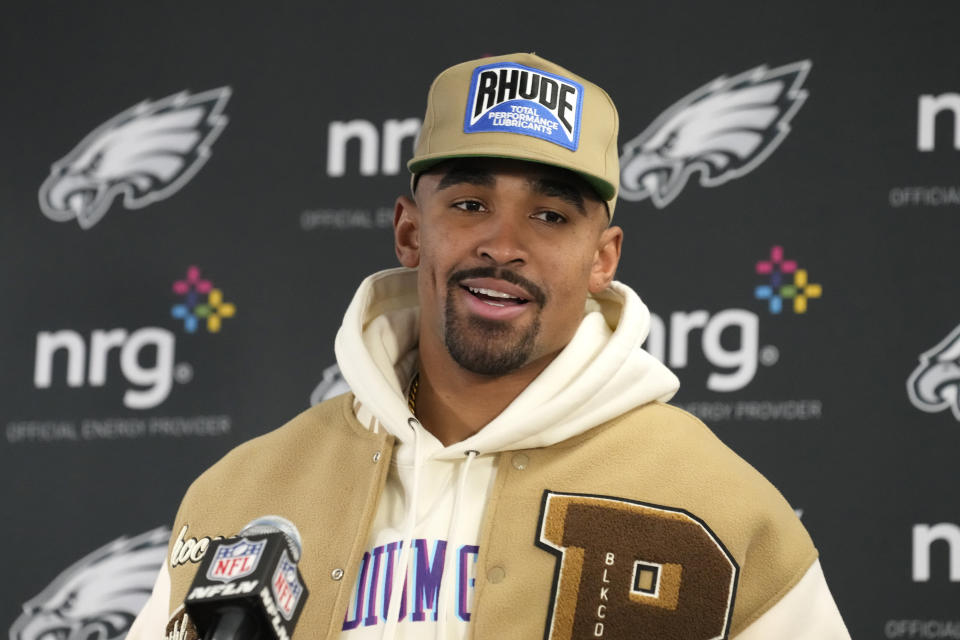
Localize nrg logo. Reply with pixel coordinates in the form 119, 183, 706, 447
912, 523, 960, 582
32, 267, 234, 410
643, 246, 821, 393
326, 118, 421, 177
645, 309, 772, 393
917, 94, 960, 151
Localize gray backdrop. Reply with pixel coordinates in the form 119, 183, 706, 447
3, 3, 959, 638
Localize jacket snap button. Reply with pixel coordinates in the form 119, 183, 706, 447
372, 451, 381, 463
511, 453, 529, 470
487, 566, 506, 584
331, 568, 344, 581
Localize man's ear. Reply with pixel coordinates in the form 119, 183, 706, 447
588, 225, 623, 294
394, 195, 420, 268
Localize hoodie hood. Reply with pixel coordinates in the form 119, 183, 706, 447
334, 267, 679, 460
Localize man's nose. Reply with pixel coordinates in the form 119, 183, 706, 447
475, 213, 528, 265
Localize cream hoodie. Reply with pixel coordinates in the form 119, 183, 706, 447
331, 268, 848, 639
128, 267, 849, 640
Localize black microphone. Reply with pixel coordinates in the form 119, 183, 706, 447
184, 516, 309, 640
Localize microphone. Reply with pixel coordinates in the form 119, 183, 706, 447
184, 516, 309, 640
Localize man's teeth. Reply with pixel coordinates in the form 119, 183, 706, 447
468, 286, 517, 300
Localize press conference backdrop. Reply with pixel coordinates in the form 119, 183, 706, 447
3, 3, 958, 638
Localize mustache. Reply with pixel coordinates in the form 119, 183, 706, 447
448, 267, 547, 306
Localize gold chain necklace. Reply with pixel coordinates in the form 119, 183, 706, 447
407, 372, 419, 415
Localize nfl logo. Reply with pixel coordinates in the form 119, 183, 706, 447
206, 538, 266, 583
271, 552, 304, 620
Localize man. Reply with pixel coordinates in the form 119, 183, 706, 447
130, 53, 849, 639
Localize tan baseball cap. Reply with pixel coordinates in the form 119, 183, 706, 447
408, 52, 620, 215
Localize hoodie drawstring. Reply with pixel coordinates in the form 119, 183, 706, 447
381, 417, 423, 640
435, 449, 478, 638
380, 440, 479, 640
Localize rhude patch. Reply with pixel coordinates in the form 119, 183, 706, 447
464, 62, 583, 150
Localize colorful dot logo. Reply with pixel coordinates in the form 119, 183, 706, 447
754, 246, 822, 314
171, 266, 236, 333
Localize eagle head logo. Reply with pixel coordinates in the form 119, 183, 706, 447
907, 323, 960, 422
619, 61, 810, 208
39, 87, 230, 229
9, 526, 169, 640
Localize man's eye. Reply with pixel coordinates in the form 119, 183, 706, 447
533, 210, 567, 224
454, 200, 485, 212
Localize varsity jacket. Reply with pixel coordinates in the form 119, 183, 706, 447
129, 268, 849, 639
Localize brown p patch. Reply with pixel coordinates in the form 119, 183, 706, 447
536, 491, 738, 640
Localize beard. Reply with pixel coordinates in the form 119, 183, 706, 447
444, 303, 542, 375
443, 267, 546, 376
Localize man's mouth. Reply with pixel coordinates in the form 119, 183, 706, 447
462, 285, 530, 307
448, 269, 545, 321
454, 275, 539, 321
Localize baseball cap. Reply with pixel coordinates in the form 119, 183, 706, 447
408, 52, 620, 215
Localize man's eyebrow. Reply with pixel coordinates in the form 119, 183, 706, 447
436, 166, 496, 191
530, 177, 587, 216
433, 165, 591, 216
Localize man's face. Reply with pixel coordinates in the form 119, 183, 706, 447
395, 158, 622, 377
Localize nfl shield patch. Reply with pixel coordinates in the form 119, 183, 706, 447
205, 538, 266, 583
271, 551, 305, 621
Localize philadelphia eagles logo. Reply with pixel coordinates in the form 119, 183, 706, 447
9, 527, 169, 640
620, 61, 810, 207
907, 323, 960, 422
39, 87, 230, 229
